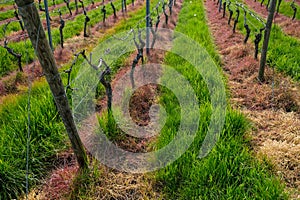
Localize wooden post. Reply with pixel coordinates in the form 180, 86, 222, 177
15, 0, 88, 169
258, 0, 276, 82
44, 0, 53, 51
146, 0, 150, 55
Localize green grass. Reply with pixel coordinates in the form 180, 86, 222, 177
0, 9, 14, 21
0, 0, 133, 77
0, 0, 103, 24
155, 0, 287, 199
0, 41, 35, 77
0, 0, 114, 40
0, 1, 14, 7
0, 0, 77, 22
258, 0, 300, 20
0, 82, 68, 199
0, 0, 159, 198
233, 1, 300, 81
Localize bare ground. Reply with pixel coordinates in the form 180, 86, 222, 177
205, 0, 300, 198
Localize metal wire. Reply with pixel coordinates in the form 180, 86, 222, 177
225, 0, 266, 31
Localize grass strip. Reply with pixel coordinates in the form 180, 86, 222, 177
155, 0, 287, 199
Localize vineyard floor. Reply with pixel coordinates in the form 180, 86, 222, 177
0, 0, 112, 42
24, 0, 183, 199
0, 0, 144, 98
244, 0, 300, 39
0, 0, 76, 26
205, 0, 300, 198
1, 0, 299, 199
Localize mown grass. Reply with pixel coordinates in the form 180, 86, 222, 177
0, 0, 132, 77
155, 0, 287, 199
233, 1, 300, 81
0, 0, 158, 198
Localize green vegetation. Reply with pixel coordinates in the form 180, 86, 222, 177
155, 0, 287, 199
0, 1, 14, 7
0, 0, 158, 198
0, 41, 35, 77
0, 0, 75, 22
0, 9, 14, 21
235, 2, 300, 81
0, 0, 134, 77
0, 83, 68, 199
259, 0, 300, 20
0, 0, 293, 199
267, 26, 300, 80
0, 0, 109, 39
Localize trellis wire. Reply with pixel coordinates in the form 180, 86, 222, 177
68, 1, 165, 110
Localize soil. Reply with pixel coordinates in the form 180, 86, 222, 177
205, 0, 300, 198
244, 0, 300, 39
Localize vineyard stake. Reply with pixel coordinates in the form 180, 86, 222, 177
15, 0, 88, 169
258, 0, 276, 82
146, 0, 150, 55
59, 9, 65, 48
44, 0, 53, 51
